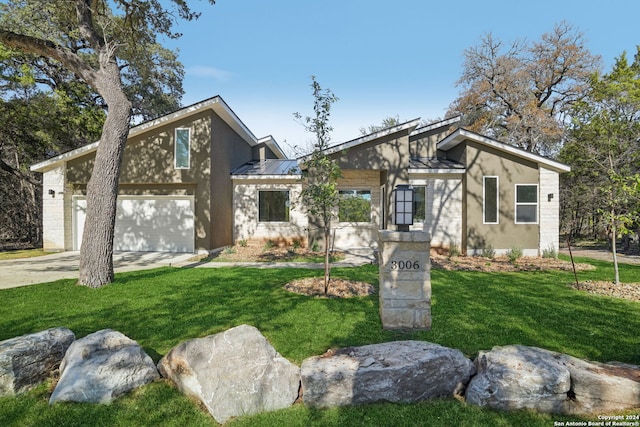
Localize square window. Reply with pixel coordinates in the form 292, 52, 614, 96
259, 191, 290, 222
339, 190, 371, 222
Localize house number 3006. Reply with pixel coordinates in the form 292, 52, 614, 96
390, 260, 420, 270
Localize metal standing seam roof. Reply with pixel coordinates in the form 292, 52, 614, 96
231, 159, 300, 177
408, 157, 466, 171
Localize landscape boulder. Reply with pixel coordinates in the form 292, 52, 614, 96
301, 340, 475, 408
466, 345, 640, 414
0, 327, 75, 396
157, 324, 300, 424
49, 329, 159, 404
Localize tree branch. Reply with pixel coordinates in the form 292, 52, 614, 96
0, 30, 97, 85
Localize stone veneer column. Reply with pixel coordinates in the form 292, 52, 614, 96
378, 231, 431, 330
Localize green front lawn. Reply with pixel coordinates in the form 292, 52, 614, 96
0, 258, 638, 426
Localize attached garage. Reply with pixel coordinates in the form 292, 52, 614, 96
73, 196, 195, 253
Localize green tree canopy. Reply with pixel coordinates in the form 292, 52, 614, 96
0, 0, 214, 287
560, 47, 640, 284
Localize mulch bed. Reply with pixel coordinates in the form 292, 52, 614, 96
284, 277, 375, 298
569, 281, 640, 302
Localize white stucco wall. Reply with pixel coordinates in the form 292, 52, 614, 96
539, 167, 560, 256
232, 180, 307, 243
331, 170, 382, 250
41, 165, 66, 251
410, 175, 463, 249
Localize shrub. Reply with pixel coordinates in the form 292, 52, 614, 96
311, 241, 320, 252
239, 239, 248, 247
506, 247, 523, 263
223, 246, 236, 255
480, 245, 495, 259
542, 245, 557, 259
448, 243, 460, 258
292, 238, 302, 250
263, 239, 275, 250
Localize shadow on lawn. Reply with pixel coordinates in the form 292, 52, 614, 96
0, 261, 638, 368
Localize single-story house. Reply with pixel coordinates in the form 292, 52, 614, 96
31, 95, 570, 256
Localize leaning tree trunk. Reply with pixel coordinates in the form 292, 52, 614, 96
78, 63, 132, 288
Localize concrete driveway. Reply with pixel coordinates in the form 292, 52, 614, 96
0, 251, 195, 289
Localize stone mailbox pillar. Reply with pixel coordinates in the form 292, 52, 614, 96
378, 230, 431, 330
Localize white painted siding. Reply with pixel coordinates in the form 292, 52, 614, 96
42, 165, 66, 251
539, 167, 560, 256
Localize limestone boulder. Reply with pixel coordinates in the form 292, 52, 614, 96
466, 345, 640, 415
0, 327, 75, 396
49, 329, 159, 404
301, 340, 475, 408
157, 324, 300, 424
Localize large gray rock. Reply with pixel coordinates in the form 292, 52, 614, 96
466, 345, 640, 414
158, 324, 300, 424
301, 340, 475, 408
0, 327, 75, 396
49, 329, 159, 404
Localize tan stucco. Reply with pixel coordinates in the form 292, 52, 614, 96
448, 140, 541, 253
62, 108, 256, 253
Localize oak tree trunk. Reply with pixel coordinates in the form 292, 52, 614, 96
78, 63, 132, 288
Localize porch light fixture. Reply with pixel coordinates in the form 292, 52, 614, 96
48, 189, 55, 198
393, 185, 414, 232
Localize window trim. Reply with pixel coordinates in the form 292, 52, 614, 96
483, 176, 499, 224
514, 184, 539, 224
258, 190, 290, 223
338, 189, 372, 223
174, 128, 191, 169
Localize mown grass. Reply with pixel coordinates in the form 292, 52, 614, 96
0, 257, 639, 426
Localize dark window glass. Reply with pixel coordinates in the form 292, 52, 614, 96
484, 177, 498, 224
259, 191, 290, 222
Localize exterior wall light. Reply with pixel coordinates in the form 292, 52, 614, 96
393, 185, 414, 232
48, 189, 56, 198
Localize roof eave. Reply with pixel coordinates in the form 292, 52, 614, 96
437, 129, 571, 173
408, 168, 466, 174
30, 96, 260, 172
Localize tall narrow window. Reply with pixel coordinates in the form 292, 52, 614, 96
259, 191, 290, 222
175, 128, 190, 169
515, 184, 538, 224
339, 190, 371, 222
483, 176, 498, 224
413, 186, 426, 222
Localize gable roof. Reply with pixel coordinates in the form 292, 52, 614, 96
31, 96, 286, 172
438, 128, 571, 173
297, 119, 422, 163
409, 115, 461, 137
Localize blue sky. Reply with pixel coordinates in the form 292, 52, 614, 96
165, 0, 639, 154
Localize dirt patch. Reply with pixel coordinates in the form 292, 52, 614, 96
431, 252, 595, 273
284, 277, 375, 298
569, 281, 640, 302
193, 242, 344, 263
